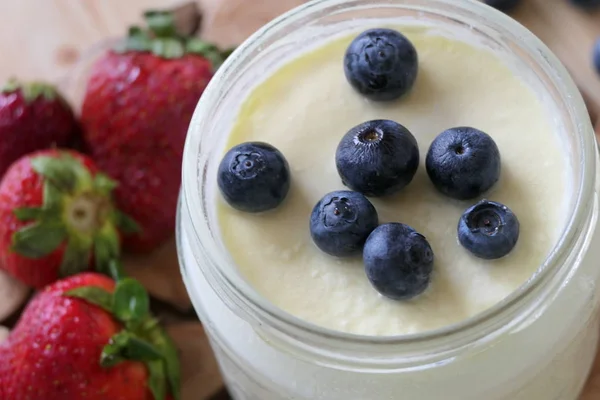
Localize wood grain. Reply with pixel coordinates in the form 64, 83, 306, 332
124, 238, 192, 312
0, 270, 29, 323
1, 1, 600, 399
515, 0, 600, 119
167, 322, 224, 399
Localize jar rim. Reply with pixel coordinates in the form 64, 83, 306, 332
181, 0, 597, 350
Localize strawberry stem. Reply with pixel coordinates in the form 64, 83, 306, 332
144, 11, 178, 38
115, 8, 234, 68
11, 152, 139, 279
2, 78, 61, 103
65, 277, 181, 400
100, 330, 163, 367
112, 278, 150, 323
108, 259, 126, 281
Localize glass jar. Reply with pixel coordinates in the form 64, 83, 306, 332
177, 0, 600, 399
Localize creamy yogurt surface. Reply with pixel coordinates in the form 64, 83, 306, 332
216, 26, 568, 336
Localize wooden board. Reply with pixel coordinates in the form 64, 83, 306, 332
1, 0, 600, 399
515, 0, 600, 122
0, 0, 599, 115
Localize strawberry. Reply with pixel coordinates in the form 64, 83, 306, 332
80, 10, 232, 252
0, 272, 180, 400
0, 149, 138, 288
0, 79, 80, 179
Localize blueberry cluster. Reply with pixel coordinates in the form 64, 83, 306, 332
217, 28, 520, 302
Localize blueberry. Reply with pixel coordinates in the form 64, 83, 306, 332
363, 223, 434, 300
217, 142, 290, 212
483, 0, 521, 12
569, 0, 600, 9
458, 200, 520, 260
310, 191, 378, 257
594, 37, 600, 75
336, 120, 419, 197
426, 127, 501, 200
344, 28, 418, 101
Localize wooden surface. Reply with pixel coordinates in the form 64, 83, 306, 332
1, 0, 600, 399
0, 0, 599, 116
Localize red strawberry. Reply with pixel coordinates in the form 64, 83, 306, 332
0, 149, 138, 288
0, 272, 180, 400
80, 11, 232, 252
0, 79, 80, 179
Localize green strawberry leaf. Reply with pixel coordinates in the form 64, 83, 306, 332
127, 26, 153, 52
113, 278, 150, 324
93, 173, 118, 196
123, 335, 163, 362
94, 225, 121, 275
205, 51, 225, 70
151, 38, 185, 59
60, 235, 91, 277
64, 155, 94, 192
113, 210, 141, 234
144, 323, 181, 400
154, 328, 181, 400
21, 83, 56, 102
1, 78, 20, 94
13, 206, 46, 221
100, 334, 127, 367
65, 286, 113, 313
144, 11, 177, 38
2, 79, 59, 102
101, 331, 163, 368
133, 318, 181, 399
108, 259, 126, 281
147, 359, 168, 400
31, 155, 77, 193
33, 152, 94, 193
11, 220, 67, 258
221, 47, 236, 60
42, 181, 63, 211
185, 39, 235, 70
185, 38, 218, 54
141, 317, 160, 332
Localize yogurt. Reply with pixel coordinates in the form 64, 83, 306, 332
216, 27, 568, 336
178, 2, 600, 398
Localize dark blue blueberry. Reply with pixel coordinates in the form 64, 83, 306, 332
310, 191, 378, 257
594, 37, 600, 75
344, 28, 418, 101
458, 200, 520, 260
217, 142, 290, 212
336, 120, 419, 197
426, 127, 501, 200
484, 0, 521, 12
363, 223, 434, 300
569, 0, 600, 9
